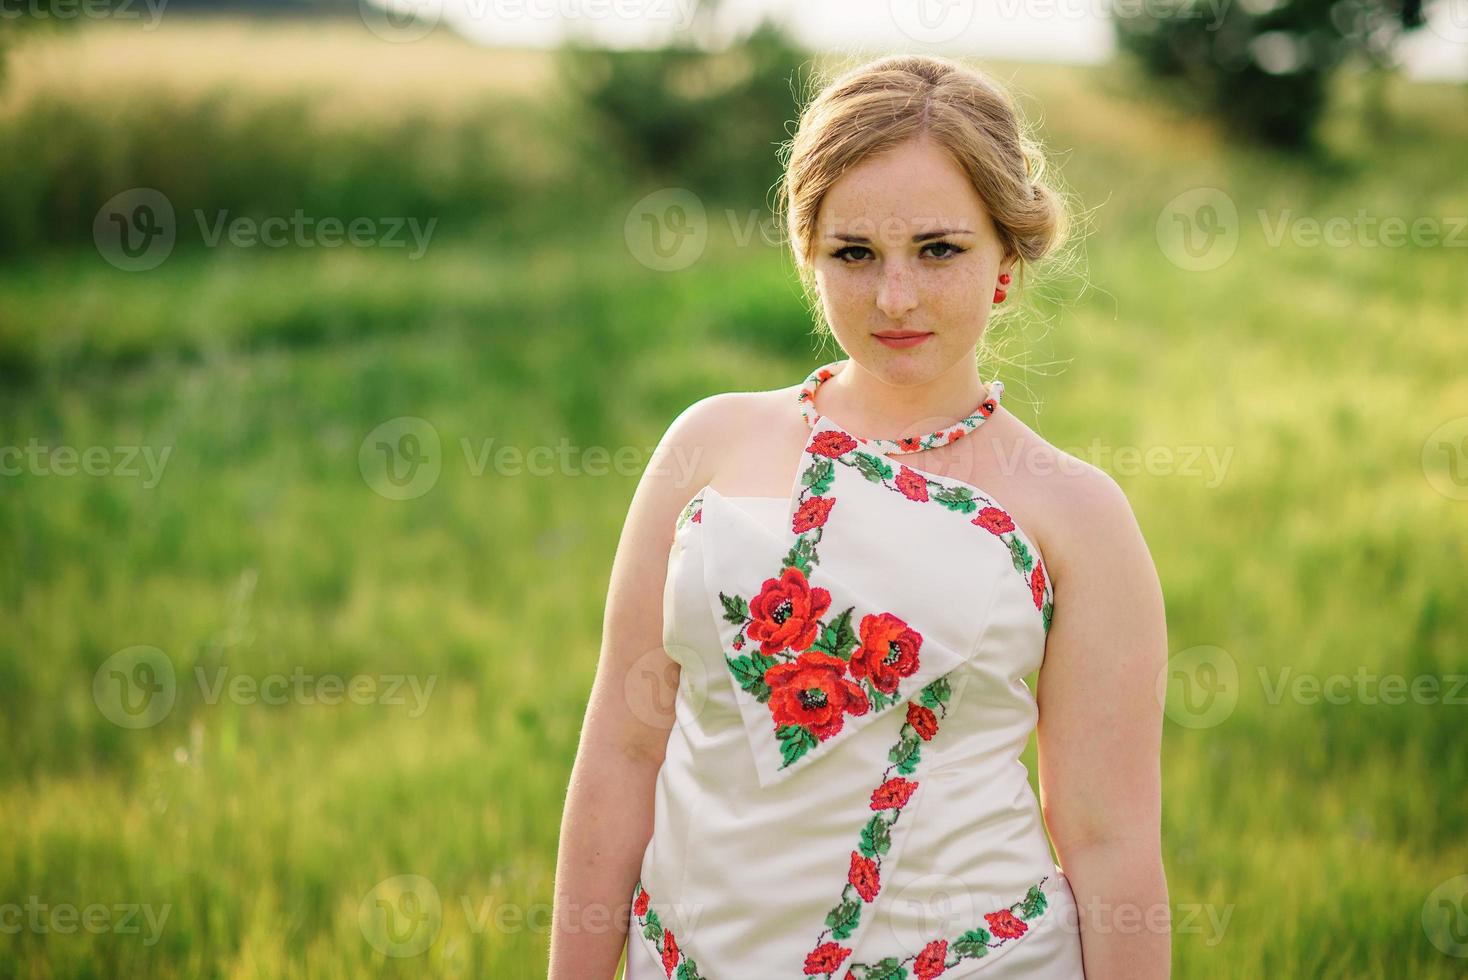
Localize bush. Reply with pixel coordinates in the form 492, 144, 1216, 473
554, 16, 808, 206
1113, 0, 1427, 150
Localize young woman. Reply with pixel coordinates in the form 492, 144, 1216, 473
552, 54, 1169, 979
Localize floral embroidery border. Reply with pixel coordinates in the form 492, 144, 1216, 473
629, 880, 706, 980
809, 431, 1054, 634
675, 490, 705, 533
800, 674, 954, 977
840, 877, 1052, 980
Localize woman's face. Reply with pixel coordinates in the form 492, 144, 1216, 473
812, 135, 1013, 385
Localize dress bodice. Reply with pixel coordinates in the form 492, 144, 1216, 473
628, 361, 1085, 979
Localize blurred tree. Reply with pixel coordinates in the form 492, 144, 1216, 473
1113, 0, 1429, 150
554, 0, 807, 205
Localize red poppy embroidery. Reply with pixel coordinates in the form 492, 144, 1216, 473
746, 566, 832, 656
793, 495, 836, 533
895, 465, 930, 502
914, 939, 949, 979
691, 508, 701, 523
849, 612, 922, 694
870, 776, 918, 810
1030, 561, 1046, 611
766, 651, 872, 739
906, 702, 938, 740
629, 881, 705, 980
984, 908, 1028, 940
897, 435, 924, 452
804, 941, 852, 975
660, 929, 680, 974
972, 506, 1015, 535
811, 431, 859, 458
848, 851, 880, 902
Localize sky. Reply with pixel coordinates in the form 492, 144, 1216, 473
367, 0, 1468, 80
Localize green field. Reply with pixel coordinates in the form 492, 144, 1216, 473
2, 20, 1466, 979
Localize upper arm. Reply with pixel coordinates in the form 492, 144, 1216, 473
1034, 462, 1168, 857
581, 394, 732, 768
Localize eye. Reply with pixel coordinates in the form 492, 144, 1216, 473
923, 241, 967, 259
831, 245, 872, 263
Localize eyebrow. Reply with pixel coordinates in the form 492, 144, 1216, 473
828, 229, 973, 243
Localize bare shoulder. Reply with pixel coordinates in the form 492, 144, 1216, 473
652, 386, 798, 498
994, 413, 1152, 592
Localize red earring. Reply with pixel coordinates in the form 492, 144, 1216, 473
993, 271, 1012, 304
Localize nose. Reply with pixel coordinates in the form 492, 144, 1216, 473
875, 258, 918, 319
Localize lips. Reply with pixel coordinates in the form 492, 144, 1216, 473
873, 331, 931, 339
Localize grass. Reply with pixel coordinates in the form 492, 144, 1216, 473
2, 19, 1466, 979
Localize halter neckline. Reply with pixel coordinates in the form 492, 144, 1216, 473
795, 358, 1004, 456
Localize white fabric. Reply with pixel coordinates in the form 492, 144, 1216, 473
628, 411, 1086, 978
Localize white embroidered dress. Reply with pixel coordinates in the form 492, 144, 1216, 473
626, 360, 1086, 979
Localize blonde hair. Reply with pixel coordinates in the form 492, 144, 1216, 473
775, 54, 1076, 358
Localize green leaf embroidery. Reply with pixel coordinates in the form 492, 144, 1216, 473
852, 451, 894, 484
858, 812, 893, 857
826, 893, 863, 939
642, 907, 663, 943
1007, 535, 1033, 575
717, 591, 749, 625
932, 484, 979, 514
813, 606, 858, 660
776, 724, 817, 766
889, 728, 922, 774
952, 927, 992, 958
865, 679, 900, 714
851, 956, 907, 980
1019, 884, 1049, 919
783, 533, 820, 576
725, 652, 774, 701
919, 676, 951, 707
802, 459, 835, 496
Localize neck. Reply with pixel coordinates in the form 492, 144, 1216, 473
819, 357, 989, 442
